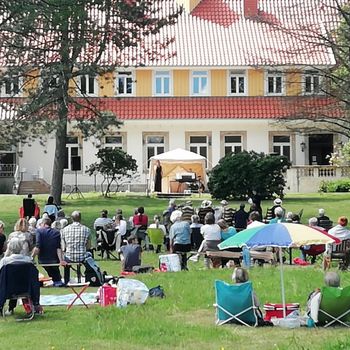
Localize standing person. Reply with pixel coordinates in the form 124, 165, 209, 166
250, 191, 262, 218
32, 217, 66, 287
154, 160, 163, 193
234, 203, 249, 231
169, 210, 191, 270
44, 195, 59, 223
61, 211, 93, 284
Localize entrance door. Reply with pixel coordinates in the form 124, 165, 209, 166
308, 134, 333, 165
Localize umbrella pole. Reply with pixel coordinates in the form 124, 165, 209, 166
279, 247, 287, 318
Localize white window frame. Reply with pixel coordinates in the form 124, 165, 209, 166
265, 72, 284, 95
191, 70, 209, 96
272, 135, 291, 161
0, 75, 22, 97
153, 71, 172, 96
223, 134, 243, 155
78, 74, 98, 97
64, 136, 81, 171
116, 71, 134, 96
189, 135, 209, 167
303, 71, 322, 95
104, 135, 124, 150
144, 134, 167, 171
228, 71, 247, 96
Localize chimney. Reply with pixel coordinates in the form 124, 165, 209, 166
244, 0, 258, 17
176, 0, 202, 13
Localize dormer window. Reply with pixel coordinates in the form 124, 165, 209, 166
266, 72, 284, 95
0, 76, 21, 97
304, 71, 321, 95
79, 74, 97, 96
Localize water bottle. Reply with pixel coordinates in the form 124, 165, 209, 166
242, 246, 251, 269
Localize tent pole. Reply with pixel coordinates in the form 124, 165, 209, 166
279, 247, 287, 318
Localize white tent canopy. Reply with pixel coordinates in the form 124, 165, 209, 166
148, 148, 207, 193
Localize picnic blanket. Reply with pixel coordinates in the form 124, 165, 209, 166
40, 293, 97, 306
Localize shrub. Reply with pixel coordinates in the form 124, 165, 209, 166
319, 179, 350, 192
207, 151, 290, 200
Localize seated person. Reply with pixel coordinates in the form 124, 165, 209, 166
307, 271, 340, 324
233, 203, 249, 231
232, 267, 260, 307
120, 235, 141, 272
0, 220, 7, 259
246, 211, 265, 229
148, 215, 166, 253
0, 237, 42, 315
317, 208, 331, 226
32, 217, 66, 287
269, 207, 285, 224
190, 214, 203, 250
217, 219, 237, 241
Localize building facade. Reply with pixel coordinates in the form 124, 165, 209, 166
0, 0, 346, 193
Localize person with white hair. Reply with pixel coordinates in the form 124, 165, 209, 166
0, 237, 42, 315
169, 210, 191, 270
268, 207, 285, 224
317, 208, 331, 226
307, 272, 341, 324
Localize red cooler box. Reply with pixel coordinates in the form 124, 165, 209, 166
263, 303, 300, 321
99, 284, 117, 307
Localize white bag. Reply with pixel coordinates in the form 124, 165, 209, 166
159, 254, 181, 272
116, 278, 149, 308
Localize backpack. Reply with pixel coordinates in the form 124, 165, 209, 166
84, 256, 104, 286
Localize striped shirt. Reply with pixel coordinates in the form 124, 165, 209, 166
61, 222, 91, 262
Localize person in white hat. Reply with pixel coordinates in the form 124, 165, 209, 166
197, 200, 214, 224
317, 208, 330, 226
269, 198, 285, 219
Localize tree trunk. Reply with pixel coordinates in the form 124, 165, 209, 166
51, 116, 67, 205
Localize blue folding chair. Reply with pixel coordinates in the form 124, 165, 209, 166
214, 280, 258, 327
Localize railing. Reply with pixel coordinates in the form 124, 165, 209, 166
0, 163, 17, 177
294, 166, 350, 179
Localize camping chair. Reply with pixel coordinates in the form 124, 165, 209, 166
146, 228, 164, 253
318, 219, 333, 231
0, 262, 41, 321
96, 227, 119, 260
214, 280, 258, 327
330, 239, 350, 270
318, 286, 350, 327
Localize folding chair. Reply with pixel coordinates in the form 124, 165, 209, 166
96, 227, 119, 260
214, 280, 258, 327
0, 262, 41, 321
318, 286, 350, 327
146, 228, 164, 253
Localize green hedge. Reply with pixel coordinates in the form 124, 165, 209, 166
319, 178, 350, 192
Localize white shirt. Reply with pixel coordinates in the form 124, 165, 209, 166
328, 225, 350, 241
116, 219, 127, 236
246, 221, 265, 229
200, 224, 221, 241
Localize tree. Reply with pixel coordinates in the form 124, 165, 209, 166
0, 0, 180, 204
266, 1, 350, 138
86, 147, 137, 197
207, 151, 290, 200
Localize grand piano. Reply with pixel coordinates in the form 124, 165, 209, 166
170, 172, 197, 193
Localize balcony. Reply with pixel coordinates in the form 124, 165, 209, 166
0, 163, 16, 177
286, 166, 350, 193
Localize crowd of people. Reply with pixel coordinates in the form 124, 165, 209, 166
1, 193, 350, 321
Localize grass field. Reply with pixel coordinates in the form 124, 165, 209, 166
0, 192, 350, 350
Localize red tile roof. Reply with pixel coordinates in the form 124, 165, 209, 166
191, 0, 238, 27
69, 96, 338, 120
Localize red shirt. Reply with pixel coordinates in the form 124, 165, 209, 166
133, 214, 148, 228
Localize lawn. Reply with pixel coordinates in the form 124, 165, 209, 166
0, 192, 350, 350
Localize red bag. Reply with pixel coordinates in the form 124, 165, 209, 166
19, 207, 24, 219
99, 284, 117, 307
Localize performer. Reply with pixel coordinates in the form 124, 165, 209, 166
154, 160, 163, 192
